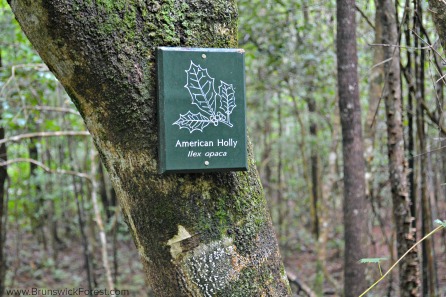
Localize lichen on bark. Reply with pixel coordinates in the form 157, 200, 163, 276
430, 1, 446, 52
8, 0, 290, 295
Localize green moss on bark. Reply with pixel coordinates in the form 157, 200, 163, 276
430, 0, 446, 51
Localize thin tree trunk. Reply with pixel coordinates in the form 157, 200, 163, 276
43, 144, 57, 259
0, 68, 7, 296
66, 136, 94, 295
260, 103, 273, 216
290, 93, 314, 235
98, 162, 112, 222
90, 148, 114, 293
112, 205, 119, 285
365, 0, 384, 201
73, 177, 94, 296
430, 3, 446, 271
277, 93, 284, 244
336, 0, 369, 296
403, 0, 417, 231
308, 96, 323, 295
308, 97, 320, 240
320, 120, 342, 296
0, 141, 6, 297
29, 139, 47, 249
415, 3, 438, 296
378, 0, 420, 295
8, 1, 291, 295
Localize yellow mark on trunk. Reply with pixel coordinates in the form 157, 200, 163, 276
167, 225, 192, 260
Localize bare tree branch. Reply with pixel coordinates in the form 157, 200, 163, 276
0, 63, 49, 95
287, 271, 317, 297
413, 145, 446, 158
0, 131, 90, 145
355, 5, 374, 30
0, 158, 91, 180
25, 106, 80, 115
421, 101, 446, 135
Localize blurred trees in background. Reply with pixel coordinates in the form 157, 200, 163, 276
0, 2, 141, 295
0, 0, 445, 296
238, 0, 445, 296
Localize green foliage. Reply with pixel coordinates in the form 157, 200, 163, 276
359, 220, 445, 296
358, 257, 388, 264
434, 219, 446, 227
1, 1, 147, 293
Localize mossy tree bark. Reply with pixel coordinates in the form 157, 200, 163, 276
7, 1, 291, 296
430, 1, 446, 52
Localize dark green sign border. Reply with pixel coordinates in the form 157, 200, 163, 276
157, 47, 248, 173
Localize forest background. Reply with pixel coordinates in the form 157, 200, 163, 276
0, 0, 445, 296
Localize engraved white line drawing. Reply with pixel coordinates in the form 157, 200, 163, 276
173, 61, 236, 133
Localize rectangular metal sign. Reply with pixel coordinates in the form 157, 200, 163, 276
157, 47, 247, 173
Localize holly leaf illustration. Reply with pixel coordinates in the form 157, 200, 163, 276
219, 81, 236, 114
218, 81, 236, 127
173, 111, 211, 133
184, 61, 217, 116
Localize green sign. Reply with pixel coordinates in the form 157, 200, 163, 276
157, 47, 247, 173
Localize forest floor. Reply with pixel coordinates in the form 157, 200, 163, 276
4, 228, 150, 297
3, 223, 446, 297
285, 226, 446, 296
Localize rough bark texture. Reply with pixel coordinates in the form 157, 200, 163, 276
7, 1, 291, 296
0, 126, 6, 297
403, 0, 416, 232
430, 1, 446, 52
0, 48, 6, 297
378, 1, 420, 295
336, 0, 369, 296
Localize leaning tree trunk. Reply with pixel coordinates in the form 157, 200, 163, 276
336, 0, 369, 296
7, 1, 291, 296
378, 0, 420, 295
430, 1, 446, 52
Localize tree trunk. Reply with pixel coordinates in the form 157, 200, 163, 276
378, 0, 420, 295
364, 0, 384, 201
402, 0, 417, 232
0, 110, 7, 297
430, 1, 446, 52
307, 96, 320, 240
29, 139, 47, 249
428, 6, 446, 293
98, 161, 113, 223
416, 3, 439, 296
7, 1, 291, 296
336, 0, 369, 296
